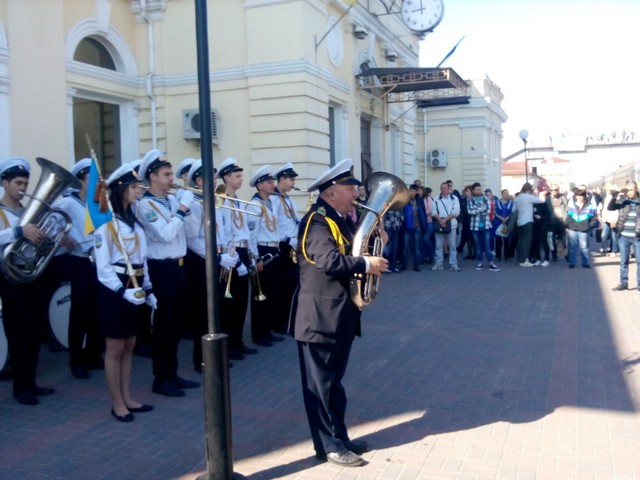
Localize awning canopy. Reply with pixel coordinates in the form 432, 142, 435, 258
356, 67, 469, 105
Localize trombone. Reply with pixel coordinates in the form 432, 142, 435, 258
141, 183, 261, 215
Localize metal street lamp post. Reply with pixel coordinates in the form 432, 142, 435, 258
519, 129, 529, 183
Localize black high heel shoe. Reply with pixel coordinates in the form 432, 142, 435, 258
127, 404, 153, 413
111, 408, 134, 423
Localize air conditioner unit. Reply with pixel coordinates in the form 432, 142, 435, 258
183, 108, 219, 143
429, 149, 447, 168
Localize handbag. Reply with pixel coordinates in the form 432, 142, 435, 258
495, 223, 508, 238
434, 198, 451, 234
434, 219, 451, 234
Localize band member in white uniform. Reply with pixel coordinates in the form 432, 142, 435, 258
274, 162, 300, 335
245, 165, 284, 346
94, 163, 156, 422
0, 157, 53, 405
217, 157, 259, 360
55, 158, 104, 379
183, 160, 236, 371
136, 149, 200, 397
175, 157, 195, 205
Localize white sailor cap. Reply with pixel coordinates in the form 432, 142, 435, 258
71, 158, 92, 178
139, 148, 171, 180
187, 159, 204, 188
217, 157, 243, 179
106, 163, 143, 188
177, 157, 196, 177
274, 162, 299, 180
0, 157, 31, 180
249, 165, 275, 188
307, 158, 360, 192
129, 159, 142, 174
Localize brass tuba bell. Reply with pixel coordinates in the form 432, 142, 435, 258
350, 172, 409, 309
1, 157, 82, 284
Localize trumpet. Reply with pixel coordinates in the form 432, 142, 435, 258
249, 253, 278, 302
219, 243, 236, 298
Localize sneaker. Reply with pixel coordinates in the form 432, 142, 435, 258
533, 260, 541, 266
488, 264, 500, 272
450, 266, 460, 271
476, 263, 483, 271
612, 284, 628, 291
431, 265, 444, 271
519, 260, 534, 267
392, 268, 401, 273
540, 260, 550, 267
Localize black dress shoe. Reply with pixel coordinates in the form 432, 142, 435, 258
228, 349, 245, 360
15, 392, 39, 405
32, 386, 55, 396
126, 404, 154, 413
71, 367, 90, 379
173, 376, 200, 389
111, 408, 135, 422
325, 448, 365, 467
270, 333, 284, 342
344, 439, 369, 455
253, 339, 273, 347
152, 380, 185, 397
241, 345, 258, 355
612, 284, 628, 291
85, 357, 105, 370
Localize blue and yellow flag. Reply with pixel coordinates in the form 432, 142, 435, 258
84, 158, 112, 235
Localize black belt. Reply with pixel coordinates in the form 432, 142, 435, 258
149, 257, 184, 266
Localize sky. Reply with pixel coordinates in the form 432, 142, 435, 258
418, 0, 640, 157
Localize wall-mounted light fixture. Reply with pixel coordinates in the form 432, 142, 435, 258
353, 24, 368, 40
385, 48, 398, 62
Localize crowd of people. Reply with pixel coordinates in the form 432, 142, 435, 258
381, 178, 639, 279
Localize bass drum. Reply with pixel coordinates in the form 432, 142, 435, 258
49, 282, 72, 349
0, 312, 8, 373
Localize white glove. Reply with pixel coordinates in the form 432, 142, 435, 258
123, 288, 146, 306
180, 189, 195, 209
219, 253, 237, 270
288, 237, 298, 250
145, 293, 158, 310
236, 263, 248, 277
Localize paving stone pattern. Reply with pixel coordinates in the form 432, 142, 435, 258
1, 252, 640, 479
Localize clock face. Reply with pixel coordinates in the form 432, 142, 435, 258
401, 0, 444, 32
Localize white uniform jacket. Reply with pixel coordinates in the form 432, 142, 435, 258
135, 193, 191, 260
93, 218, 151, 293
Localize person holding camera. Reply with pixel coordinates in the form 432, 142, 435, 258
608, 180, 640, 291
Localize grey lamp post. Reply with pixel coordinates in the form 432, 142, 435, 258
519, 129, 529, 183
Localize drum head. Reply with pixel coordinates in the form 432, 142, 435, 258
49, 282, 72, 349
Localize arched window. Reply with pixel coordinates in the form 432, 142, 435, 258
73, 37, 116, 70
72, 37, 120, 172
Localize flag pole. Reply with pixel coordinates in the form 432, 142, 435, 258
85, 134, 144, 295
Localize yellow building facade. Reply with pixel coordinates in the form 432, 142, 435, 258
0, 0, 506, 198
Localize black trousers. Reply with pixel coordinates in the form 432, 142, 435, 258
251, 245, 280, 343
297, 340, 353, 454
147, 258, 186, 382
0, 274, 46, 396
185, 250, 208, 369
220, 247, 249, 350
277, 242, 299, 335
68, 256, 102, 368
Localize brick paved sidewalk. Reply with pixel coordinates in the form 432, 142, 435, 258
1, 252, 640, 479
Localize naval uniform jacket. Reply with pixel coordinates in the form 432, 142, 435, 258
294, 197, 367, 344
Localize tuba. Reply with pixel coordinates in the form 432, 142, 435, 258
2, 157, 82, 284
350, 172, 409, 309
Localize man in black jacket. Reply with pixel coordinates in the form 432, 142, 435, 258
292, 159, 387, 467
